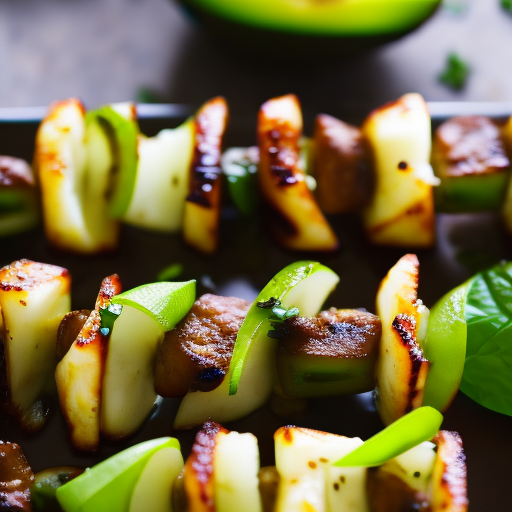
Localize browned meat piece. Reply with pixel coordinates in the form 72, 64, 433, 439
313, 114, 374, 214
0, 156, 35, 188
56, 310, 91, 361
0, 441, 34, 511
433, 116, 509, 177
154, 294, 250, 397
281, 308, 381, 358
277, 308, 381, 397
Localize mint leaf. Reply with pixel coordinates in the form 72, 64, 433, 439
461, 262, 512, 415
439, 53, 470, 91
333, 407, 443, 467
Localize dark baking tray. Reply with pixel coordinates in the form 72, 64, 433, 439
1, 102, 512, 511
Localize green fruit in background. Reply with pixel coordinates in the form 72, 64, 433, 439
178, 0, 441, 56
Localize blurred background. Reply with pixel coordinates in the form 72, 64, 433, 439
0, 0, 511, 116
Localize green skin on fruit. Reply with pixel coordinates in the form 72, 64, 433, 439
434, 172, 509, 213
229, 261, 340, 395
85, 106, 139, 218
56, 438, 180, 512
422, 283, 470, 412
0, 188, 39, 236
277, 352, 376, 398
182, 0, 441, 35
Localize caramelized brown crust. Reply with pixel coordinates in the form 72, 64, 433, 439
0, 440, 34, 512
367, 466, 430, 512
187, 97, 228, 209
56, 309, 91, 361
154, 294, 250, 397
95, 274, 122, 310
258, 94, 339, 251
0, 259, 69, 293
434, 116, 509, 177
391, 314, 429, 414
184, 97, 228, 254
0, 156, 35, 188
280, 308, 381, 358
313, 114, 374, 214
431, 431, 468, 512
184, 421, 228, 512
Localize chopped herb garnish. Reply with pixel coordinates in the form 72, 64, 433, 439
501, 0, 512, 14
257, 297, 281, 309
157, 263, 184, 282
136, 87, 166, 104
438, 53, 470, 91
442, 0, 469, 14
257, 297, 299, 321
99, 303, 122, 335
439, 53, 470, 91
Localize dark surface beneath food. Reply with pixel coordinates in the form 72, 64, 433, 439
1, 109, 512, 511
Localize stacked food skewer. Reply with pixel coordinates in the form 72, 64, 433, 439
4, 91, 511, 511
2, 92, 512, 253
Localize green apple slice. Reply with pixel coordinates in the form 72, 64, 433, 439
101, 281, 196, 439
122, 119, 195, 232
110, 280, 196, 331
0, 259, 71, 432
36, 98, 119, 253
100, 305, 165, 440
86, 103, 139, 218
129, 445, 184, 512
56, 437, 180, 512
422, 283, 470, 412
333, 406, 443, 468
229, 260, 340, 395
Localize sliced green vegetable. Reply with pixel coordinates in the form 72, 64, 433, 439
221, 147, 259, 216
111, 281, 195, 331
438, 53, 470, 91
0, 187, 39, 236
460, 261, 512, 415
31, 467, 83, 512
86, 105, 139, 218
56, 438, 180, 512
229, 261, 339, 395
422, 282, 471, 412
333, 407, 443, 467
157, 263, 185, 282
